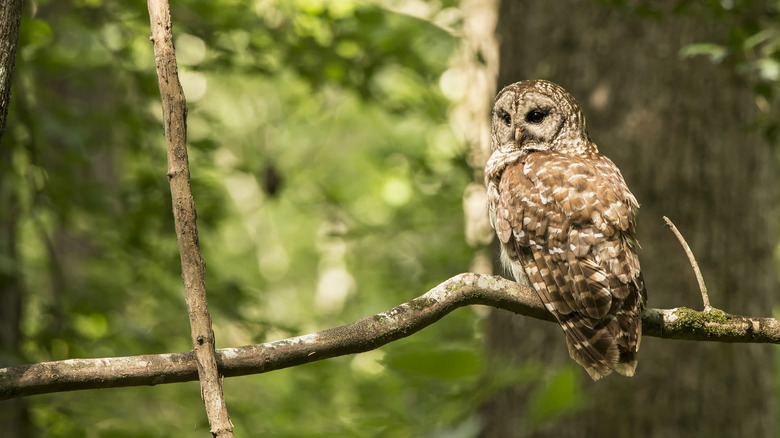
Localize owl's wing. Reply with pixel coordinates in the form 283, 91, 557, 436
492, 151, 644, 380
529, 150, 642, 311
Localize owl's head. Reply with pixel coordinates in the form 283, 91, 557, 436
490, 80, 590, 154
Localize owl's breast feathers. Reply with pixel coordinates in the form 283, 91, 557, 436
486, 148, 646, 380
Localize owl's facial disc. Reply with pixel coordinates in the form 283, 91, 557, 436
512, 94, 563, 151
491, 86, 573, 153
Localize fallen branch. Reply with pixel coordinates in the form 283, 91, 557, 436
2, 272, 779, 401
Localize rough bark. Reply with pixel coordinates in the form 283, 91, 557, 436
0, 0, 22, 146
2, 272, 779, 401
147, 1, 233, 436
481, 2, 776, 437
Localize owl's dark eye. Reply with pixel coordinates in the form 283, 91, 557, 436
499, 111, 512, 127
526, 110, 546, 124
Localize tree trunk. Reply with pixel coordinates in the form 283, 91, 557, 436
0, 0, 22, 146
480, 2, 776, 437
0, 0, 32, 436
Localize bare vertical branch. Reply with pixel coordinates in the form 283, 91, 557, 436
146, 1, 233, 436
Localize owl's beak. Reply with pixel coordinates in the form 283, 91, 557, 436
514, 126, 522, 145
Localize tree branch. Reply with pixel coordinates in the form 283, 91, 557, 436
147, 1, 233, 436
2, 273, 778, 401
663, 216, 712, 311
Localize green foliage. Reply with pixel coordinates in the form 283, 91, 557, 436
526, 365, 584, 427
679, 42, 729, 63
11, 0, 734, 435
384, 343, 482, 381
5, 0, 536, 436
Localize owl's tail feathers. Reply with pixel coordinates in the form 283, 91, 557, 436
612, 302, 642, 377
614, 350, 638, 377
561, 314, 641, 380
560, 317, 618, 381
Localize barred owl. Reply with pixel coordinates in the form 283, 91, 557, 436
485, 80, 646, 380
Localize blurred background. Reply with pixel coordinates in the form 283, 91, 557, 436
0, 0, 778, 436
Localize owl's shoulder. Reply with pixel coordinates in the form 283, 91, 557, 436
498, 148, 638, 235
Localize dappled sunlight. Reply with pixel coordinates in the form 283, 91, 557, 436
6, 0, 483, 435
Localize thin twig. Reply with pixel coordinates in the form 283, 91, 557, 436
147, 1, 234, 436
663, 216, 712, 311
2, 272, 780, 400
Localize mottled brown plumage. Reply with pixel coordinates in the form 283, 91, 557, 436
485, 80, 646, 380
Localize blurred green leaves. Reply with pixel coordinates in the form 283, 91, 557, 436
679, 42, 729, 63
4, 0, 595, 435
180, 0, 457, 113
385, 344, 482, 381
5, 0, 488, 436
526, 365, 584, 427
675, 1, 780, 142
